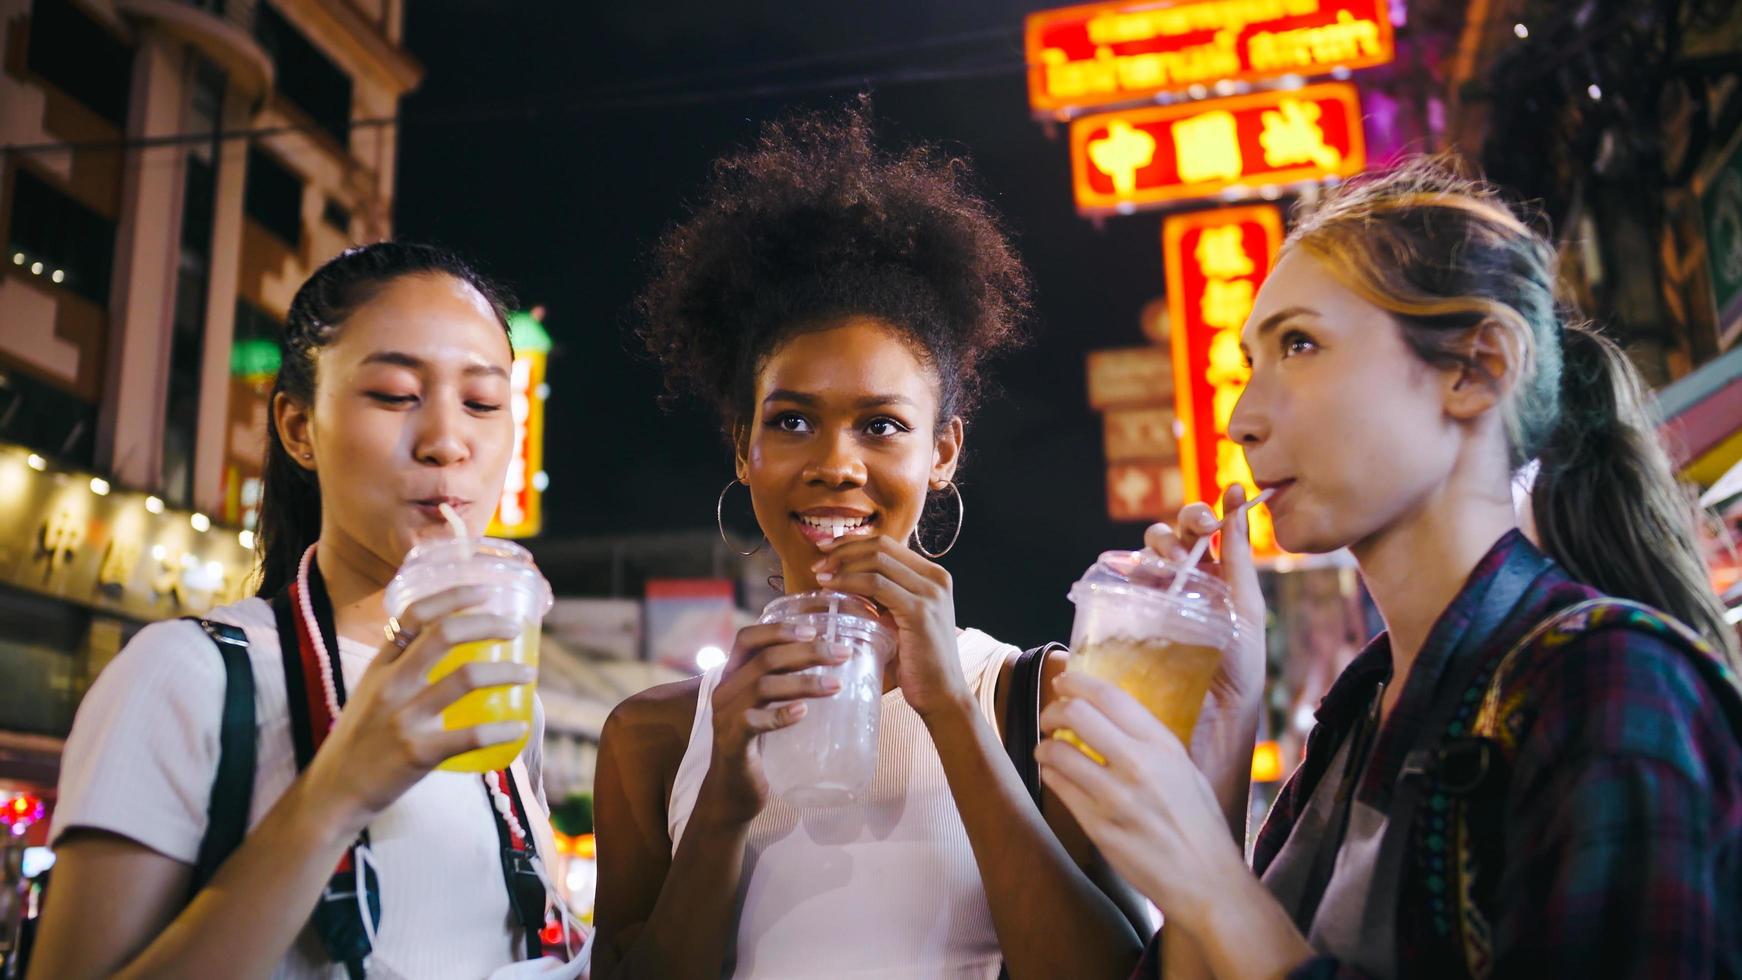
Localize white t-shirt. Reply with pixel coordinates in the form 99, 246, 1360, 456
52, 597, 551, 980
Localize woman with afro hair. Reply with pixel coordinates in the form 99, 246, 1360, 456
589, 104, 1147, 979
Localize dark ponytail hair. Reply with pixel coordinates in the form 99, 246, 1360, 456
1530, 325, 1732, 662
1287, 158, 1739, 667
255, 242, 514, 598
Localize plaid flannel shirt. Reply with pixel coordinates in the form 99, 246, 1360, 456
1133, 531, 1742, 978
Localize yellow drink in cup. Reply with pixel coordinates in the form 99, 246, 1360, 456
427, 630, 542, 772
1070, 637, 1221, 744
385, 538, 554, 773
1059, 551, 1244, 763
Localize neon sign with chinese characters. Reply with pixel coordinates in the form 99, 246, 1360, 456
487, 311, 551, 539
1027, 0, 1392, 118
1165, 204, 1284, 557
1070, 82, 1364, 214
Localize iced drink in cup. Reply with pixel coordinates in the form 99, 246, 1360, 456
384, 537, 554, 773
756, 590, 897, 807
1060, 551, 1245, 760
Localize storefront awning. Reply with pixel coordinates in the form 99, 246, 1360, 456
1657, 344, 1742, 490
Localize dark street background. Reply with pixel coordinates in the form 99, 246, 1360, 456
396, 0, 1171, 647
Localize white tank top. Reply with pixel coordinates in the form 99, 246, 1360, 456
667, 628, 1015, 980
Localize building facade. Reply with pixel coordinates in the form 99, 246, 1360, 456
0, 3, 420, 953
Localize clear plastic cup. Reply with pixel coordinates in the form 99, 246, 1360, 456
755, 590, 897, 808
1061, 551, 1245, 758
384, 537, 554, 773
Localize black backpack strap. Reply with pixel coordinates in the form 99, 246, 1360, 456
491, 770, 549, 960
184, 618, 257, 895
1002, 643, 1062, 809
271, 585, 376, 978
996, 646, 1054, 980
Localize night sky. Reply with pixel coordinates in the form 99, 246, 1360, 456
394, 1, 1184, 649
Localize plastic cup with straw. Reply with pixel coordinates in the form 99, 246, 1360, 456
1056, 487, 1273, 764
751, 523, 895, 806
382, 505, 552, 772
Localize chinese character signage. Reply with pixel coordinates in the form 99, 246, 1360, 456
1104, 406, 1179, 462
487, 311, 551, 539
1027, 0, 1392, 118
1071, 82, 1364, 213
1165, 204, 1284, 555
1107, 461, 1185, 523
1086, 346, 1175, 409
0, 444, 256, 619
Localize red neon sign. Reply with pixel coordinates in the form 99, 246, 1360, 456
1027, 0, 1393, 117
1070, 82, 1365, 214
1166, 203, 1284, 556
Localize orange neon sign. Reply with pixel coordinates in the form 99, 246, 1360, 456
1070, 82, 1364, 214
487, 318, 548, 539
1027, 0, 1393, 117
1166, 204, 1284, 557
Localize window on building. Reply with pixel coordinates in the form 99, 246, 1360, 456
244, 146, 303, 248
0, 587, 90, 737
0, 369, 98, 468
322, 198, 351, 236
26, 0, 132, 127
6, 167, 117, 305
255, 4, 353, 146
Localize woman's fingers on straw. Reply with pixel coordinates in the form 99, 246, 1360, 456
1219, 483, 1255, 578
1177, 503, 1219, 551
1144, 523, 1189, 563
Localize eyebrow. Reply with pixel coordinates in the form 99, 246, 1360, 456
1241, 306, 1321, 354
762, 389, 919, 410
360, 350, 509, 379
1250, 306, 1320, 340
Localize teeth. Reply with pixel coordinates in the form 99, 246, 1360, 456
800, 515, 868, 539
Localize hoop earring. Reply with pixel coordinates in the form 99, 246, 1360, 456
716, 479, 765, 557
911, 481, 964, 559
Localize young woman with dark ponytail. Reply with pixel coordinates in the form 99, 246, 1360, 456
31, 243, 569, 979
1036, 160, 1742, 978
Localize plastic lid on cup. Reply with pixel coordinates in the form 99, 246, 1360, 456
759, 590, 885, 629
1068, 550, 1244, 633
759, 590, 896, 657
384, 536, 554, 619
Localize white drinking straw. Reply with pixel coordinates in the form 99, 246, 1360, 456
1166, 488, 1275, 597
437, 501, 472, 559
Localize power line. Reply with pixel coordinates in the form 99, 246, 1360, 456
9, 2, 1509, 159
566, 24, 1022, 101
2, 27, 1026, 157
